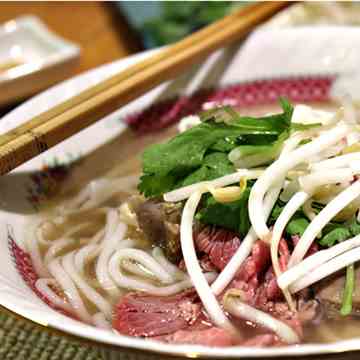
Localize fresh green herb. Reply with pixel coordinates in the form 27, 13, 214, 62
229, 131, 289, 168
139, 99, 294, 197
181, 152, 234, 187
319, 227, 351, 247
347, 216, 360, 236
138, 173, 177, 198
210, 136, 240, 152
318, 216, 360, 247
286, 218, 310, 237
340, 264, 355, 316
196, 188, 251, 236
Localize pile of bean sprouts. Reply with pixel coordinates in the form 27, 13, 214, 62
173, 102, 360, 343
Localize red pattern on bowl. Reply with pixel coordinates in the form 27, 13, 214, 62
127, 77, 334, 133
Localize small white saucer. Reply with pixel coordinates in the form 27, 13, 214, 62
0, 15, 80, 106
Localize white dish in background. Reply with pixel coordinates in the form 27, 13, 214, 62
0, 15, 80, 106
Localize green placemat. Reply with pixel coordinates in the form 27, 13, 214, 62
0, 310, 101, 360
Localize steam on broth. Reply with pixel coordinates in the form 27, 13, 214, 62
25, 100, 360, 347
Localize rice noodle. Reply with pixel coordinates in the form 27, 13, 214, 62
111, 248, 174, 284
163, 169, 263, 203
44, 238, 75, 264
96, 210, 127, 297
152, 247, 186, 281
289, 180, 360, 267
74, 244, 100, 274
48, 258, 92, 323
290, 246, 360, 293
89, 228, 105, 244
224, 290, 299, 344
115, 239, 135, 250
92, 312, 112, 329
60, 175, 138, 215
180, 190, 237, 334
120, 260, 158, 280
249, 123, 350, 239
35, 278, 73, 313
211, 186, 281, 295
278, 234, 360, 290
62, 252, 112, 318
36, 221, 57, 245
108, 249, 217, 295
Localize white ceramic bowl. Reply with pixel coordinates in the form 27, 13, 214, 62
0, 43, 358, 359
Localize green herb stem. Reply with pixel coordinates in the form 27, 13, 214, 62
340, 263, 355, 316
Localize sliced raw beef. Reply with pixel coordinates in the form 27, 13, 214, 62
195, 227, 241, 270
113, 291, 201, 337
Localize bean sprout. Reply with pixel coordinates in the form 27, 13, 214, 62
224, 290, 299, 344
164, 169, 263, 202
290, 246, 360, 293
249, 123, 350, 239
278, 234, 360, 290
289, 180, 360, 267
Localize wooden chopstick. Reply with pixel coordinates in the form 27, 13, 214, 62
0, 1, 290, 175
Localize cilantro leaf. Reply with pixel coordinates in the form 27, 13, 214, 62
319, 227, 351, 247
286, 218, 310, 236
138, 173, 177, 198
347, 216, 360, 236
139, 99, 294, 197
210, 136, 240, 152
196, 188, 251, 236
182, 152, 234, 186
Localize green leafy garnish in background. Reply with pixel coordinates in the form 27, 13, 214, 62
142, 2, 240, 47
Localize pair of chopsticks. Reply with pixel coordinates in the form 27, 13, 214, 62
0, 1, 289, 175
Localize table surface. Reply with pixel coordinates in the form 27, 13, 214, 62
0, 1, 141, 115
